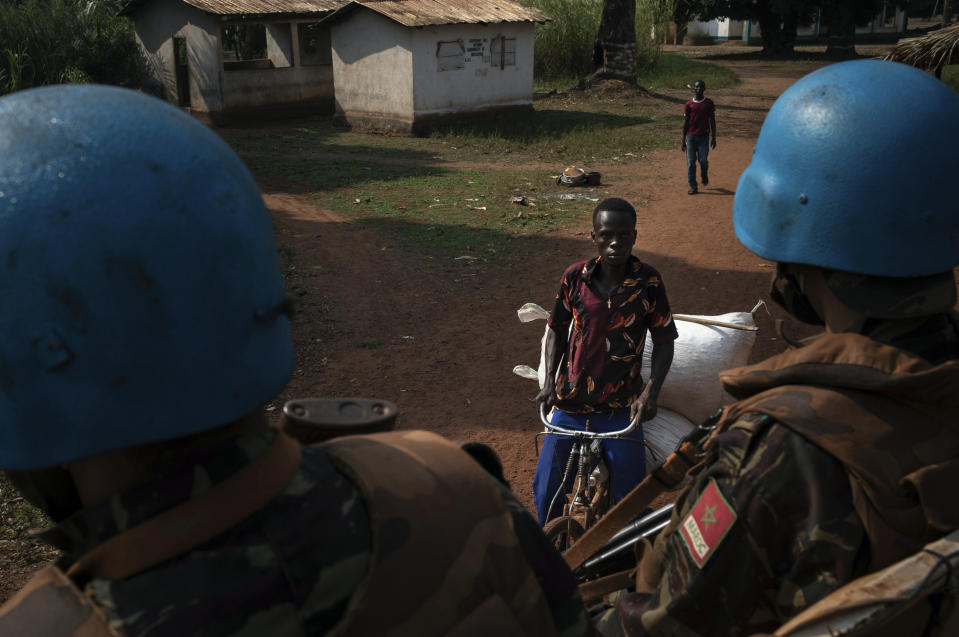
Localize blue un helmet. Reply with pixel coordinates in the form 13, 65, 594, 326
0, 85, 294, 470
734, 60, 959, 277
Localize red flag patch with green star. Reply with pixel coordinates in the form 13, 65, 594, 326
679, 478, 737, 568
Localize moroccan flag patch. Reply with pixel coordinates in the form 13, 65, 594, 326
679, 478, 737, 568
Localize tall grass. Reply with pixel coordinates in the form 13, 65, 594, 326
635, 0, 674, 72
528, 0, 675, 81
528, 0, 602, 80
0, 0, 140, 95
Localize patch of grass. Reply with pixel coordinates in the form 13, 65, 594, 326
636, 52, 740, 90
683, 30, 715, 46
942, 65, 959, 95
0, 472, 58, 599
323, 167, 598, 259
422, 106, 672, 160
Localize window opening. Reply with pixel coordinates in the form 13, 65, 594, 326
436, 40, 465, 71
490, 35, 515, 69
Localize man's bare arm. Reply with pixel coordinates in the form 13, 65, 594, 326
630, 339, 674, 423
534, 326, 567, 409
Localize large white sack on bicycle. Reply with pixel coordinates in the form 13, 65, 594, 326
643, 408, 696, 467
642, 311, 756, 424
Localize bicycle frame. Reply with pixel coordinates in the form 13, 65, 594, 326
539, 405, 644, 529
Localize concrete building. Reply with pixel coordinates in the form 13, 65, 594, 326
120, 0, 342, 122
686, 3, 908, 42
321, 0, 550, 133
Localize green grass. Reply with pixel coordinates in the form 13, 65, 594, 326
942, 65, 959, 95
324, 167, 597, 259
223, 53, 739, 260
636, 53, 740, 90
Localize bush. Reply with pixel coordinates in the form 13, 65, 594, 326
528, 0, 675, 81
527, 0, 602, 80
635, 0, 674, 72
683, 29, 714, 46
0, 0, 141, 95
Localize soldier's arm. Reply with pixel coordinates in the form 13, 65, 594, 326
624, 413, 864, 636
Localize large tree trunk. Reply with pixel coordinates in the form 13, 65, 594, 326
593, 0, 637, 82
756, 6, 794, 56
824, 3, 857, 58
944, 0, 954, 26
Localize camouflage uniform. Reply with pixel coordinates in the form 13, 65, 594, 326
608, 324, 959, 636
37, 429, 592, 637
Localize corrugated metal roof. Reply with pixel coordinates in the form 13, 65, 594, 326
327, 0, 551, 27
120, 0, 341, 17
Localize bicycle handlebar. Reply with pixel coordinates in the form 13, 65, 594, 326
539, 404, 642, 439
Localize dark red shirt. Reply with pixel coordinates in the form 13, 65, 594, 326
684, 97, 715, 136
547, 256, 678, 414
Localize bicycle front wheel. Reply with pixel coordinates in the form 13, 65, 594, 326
543, 515, 586, 553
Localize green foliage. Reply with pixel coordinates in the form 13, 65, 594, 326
942, 65, 959, 95
636, 0, 675, 71
527, 0, 675, 79
0, 0, 140, 95
636, 52, 738, 89
527, 0, 602, 79
684, 29, 714, 45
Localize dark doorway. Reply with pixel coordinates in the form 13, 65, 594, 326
174, 37, 190, 107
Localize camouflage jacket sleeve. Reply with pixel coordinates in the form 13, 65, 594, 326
637, 412, 868, 636
500, 485, 595, 637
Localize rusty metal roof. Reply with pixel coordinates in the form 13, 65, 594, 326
324, 0, 551, 27
120, 0, 342, 17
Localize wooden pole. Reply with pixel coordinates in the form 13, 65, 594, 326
673, 314, 759, 331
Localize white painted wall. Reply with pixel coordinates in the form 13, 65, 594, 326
131, 0, 221, 111
410, 23, 535, 116
267, 23, 294, 68
330, 11, 413, 121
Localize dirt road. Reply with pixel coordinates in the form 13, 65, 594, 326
264, 48, 865, 509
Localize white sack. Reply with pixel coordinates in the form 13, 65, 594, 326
643, 408, 696, 467
644, 312, 756, 425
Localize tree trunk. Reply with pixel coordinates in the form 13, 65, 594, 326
824, 3, 857, 58
944, 0, 954, 26
593, 0, 637, 82
756, 7, 794, 56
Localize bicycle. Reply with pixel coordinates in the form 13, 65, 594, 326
536, 404, 648, 551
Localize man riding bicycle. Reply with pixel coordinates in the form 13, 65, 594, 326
534, 198, 677, 526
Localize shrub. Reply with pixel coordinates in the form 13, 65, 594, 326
527, 0, 602, 80
0, 0, 141, 95
527, 0, 675, 81
683, 29, 714, 46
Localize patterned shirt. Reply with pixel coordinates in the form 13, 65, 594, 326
548, 256, 678, 414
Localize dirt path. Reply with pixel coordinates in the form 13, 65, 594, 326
265, 52, 842, 509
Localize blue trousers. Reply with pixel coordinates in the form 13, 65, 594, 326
533, 408, 646, 526
686, 133, 709, 189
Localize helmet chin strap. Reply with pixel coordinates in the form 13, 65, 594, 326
771, 264, 869, 334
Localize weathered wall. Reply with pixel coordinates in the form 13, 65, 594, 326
330, 11, 414, 129
221, 22, 334, 114
131, 0, 221, 111
410, 23, 535, 117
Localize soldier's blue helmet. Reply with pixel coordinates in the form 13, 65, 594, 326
0, 85, 294, 470
734, 60, 959, 277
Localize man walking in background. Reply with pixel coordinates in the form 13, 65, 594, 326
681, 80, 716, 195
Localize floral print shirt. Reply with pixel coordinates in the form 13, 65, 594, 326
547, 256, 678, 413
